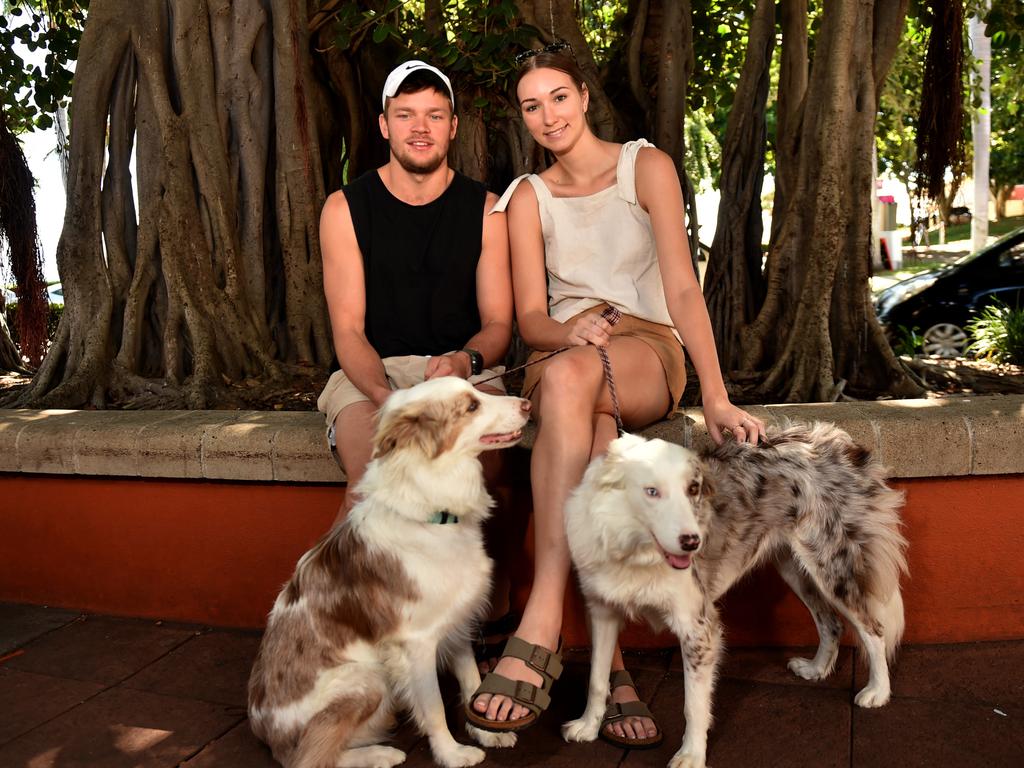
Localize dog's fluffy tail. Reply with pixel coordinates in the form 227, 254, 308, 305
862, 482, 907, 662
873, 588, 906, 662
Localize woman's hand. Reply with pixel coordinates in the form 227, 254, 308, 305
702, 397, 766, 445
565, 312, 613, 347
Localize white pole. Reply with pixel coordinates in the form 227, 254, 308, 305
970, 5, 991, 252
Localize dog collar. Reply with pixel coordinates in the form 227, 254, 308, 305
427, 510, 459, 525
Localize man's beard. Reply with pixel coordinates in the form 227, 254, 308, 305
392, 143, 447, 175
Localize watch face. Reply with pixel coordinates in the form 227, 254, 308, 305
465, 349, 482, 375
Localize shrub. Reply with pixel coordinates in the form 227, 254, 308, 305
892, 325, 923, 357
966, 302, 1024, 365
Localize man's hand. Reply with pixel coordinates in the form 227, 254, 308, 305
424, 352, 472, 380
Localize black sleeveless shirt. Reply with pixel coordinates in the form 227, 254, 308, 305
342, 170, 486, 358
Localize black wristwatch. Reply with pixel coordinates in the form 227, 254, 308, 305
462, 348, 483, 376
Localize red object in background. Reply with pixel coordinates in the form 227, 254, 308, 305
1011, 184, 1024, 201
878, 194, 896, 204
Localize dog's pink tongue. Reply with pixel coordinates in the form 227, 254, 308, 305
481, 431, 518, 444
665, 552, 691, 570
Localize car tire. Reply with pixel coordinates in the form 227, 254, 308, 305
922, 322, 969, 358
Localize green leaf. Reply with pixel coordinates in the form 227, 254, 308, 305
472, 96, 489, 108
372, 25, 389, 44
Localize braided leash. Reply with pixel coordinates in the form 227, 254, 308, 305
475, 306, 625, 436
595, 307, 625, 437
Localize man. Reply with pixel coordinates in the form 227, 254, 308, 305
318, 60, 513, 512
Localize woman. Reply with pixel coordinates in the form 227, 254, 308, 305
466, 48, 765, 747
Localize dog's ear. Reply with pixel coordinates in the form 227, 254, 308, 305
594, 451, 627, 490
700, 461, 715, 500
373, 401, 450, 459
595, 433, 645, 490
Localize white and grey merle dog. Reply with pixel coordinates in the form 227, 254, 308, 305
563, 424, 907, 768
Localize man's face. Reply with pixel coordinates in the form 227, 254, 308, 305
380, 88, 457, 175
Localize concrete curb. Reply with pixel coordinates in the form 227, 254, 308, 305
1, 394, 1022, 482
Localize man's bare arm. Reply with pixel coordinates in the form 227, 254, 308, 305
321, 191, 392, 407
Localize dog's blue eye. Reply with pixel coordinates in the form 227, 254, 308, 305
644, 487, 660, 498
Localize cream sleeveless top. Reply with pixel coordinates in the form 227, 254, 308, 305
493, 139, 677, 337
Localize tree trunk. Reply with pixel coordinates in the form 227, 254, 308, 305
770, 0, 808, 249
724, 0, 921, 402
15, 0, 332, 409
0, 309, 25, 374
993, 184, 1009, 220
703, 0, 774, 373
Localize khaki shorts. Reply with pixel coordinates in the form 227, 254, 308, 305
317, 354, 507, 448
521, 304, 686, 416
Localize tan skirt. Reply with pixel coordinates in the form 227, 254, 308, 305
521, 304, 686, 416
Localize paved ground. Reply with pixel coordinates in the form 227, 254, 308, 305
0, 603, 1020, 767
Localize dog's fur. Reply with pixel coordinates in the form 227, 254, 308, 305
563, 424, 907, 768
249, 377, 529, 768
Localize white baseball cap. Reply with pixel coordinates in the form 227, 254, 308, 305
381, 60, 455, 111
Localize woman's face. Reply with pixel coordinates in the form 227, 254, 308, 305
516, 67, 589, 151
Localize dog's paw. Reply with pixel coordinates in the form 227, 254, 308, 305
433, 744, 486, 768
344, 745, 406, 768
668, 749, 707, 768
787, 656, 828, 681
854, 684, 891, 708
561, 717, 601, 743
466, 723, 516, 748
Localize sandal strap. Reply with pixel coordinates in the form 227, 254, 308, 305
501, 636, 564, 682
603, 699, 656, 723
609, 668, 636, 691
472, 672, 550, 715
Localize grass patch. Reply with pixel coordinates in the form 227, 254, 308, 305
903, 215, 1024, 245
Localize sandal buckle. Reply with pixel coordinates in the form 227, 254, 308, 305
529, 645, 551, 671
514, 680, 537, 703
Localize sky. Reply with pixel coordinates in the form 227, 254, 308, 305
21, 126, 64, 282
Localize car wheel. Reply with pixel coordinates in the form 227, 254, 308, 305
922, 322, 968, 358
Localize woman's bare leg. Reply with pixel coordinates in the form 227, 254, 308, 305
472, 338, 670, 724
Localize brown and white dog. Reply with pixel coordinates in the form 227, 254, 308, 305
249, 377, 529, 768
563, 425, 907, 768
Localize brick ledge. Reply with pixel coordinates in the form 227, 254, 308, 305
0, 394, 1022, 482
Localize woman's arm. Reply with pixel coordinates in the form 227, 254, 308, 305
507, 181, 612, 350
635, 147, 764, 444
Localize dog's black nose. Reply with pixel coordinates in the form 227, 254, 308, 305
679, 534, 701, 551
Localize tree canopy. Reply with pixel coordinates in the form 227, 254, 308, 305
0, 0, 1003, 404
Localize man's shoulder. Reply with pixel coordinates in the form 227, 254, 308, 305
451, 170, 487, 198
341, 168, 383, 197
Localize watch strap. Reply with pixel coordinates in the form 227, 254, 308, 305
462, 348, 483, 376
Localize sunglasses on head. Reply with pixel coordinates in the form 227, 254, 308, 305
514, 39, 573, 67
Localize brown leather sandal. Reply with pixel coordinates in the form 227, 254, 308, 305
464, 636, 563, 733
600, 669, 664, 749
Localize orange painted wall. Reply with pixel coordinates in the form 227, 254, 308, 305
1, 472, 1022, 646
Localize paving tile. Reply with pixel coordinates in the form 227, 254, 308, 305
856, 640, 1024, 707
123, 629, 262, 707
711, 645, 855, 690
0, 686, 241, 768
853, 696, 1022, 768
180, 720, 278, 767
0, 603, 81, 656
4, 615, 197, 685
623, 674, 851, 768
430, 661, 622, 768
0, 668, 104, 747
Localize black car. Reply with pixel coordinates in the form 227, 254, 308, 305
874, 226, 1024, 357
